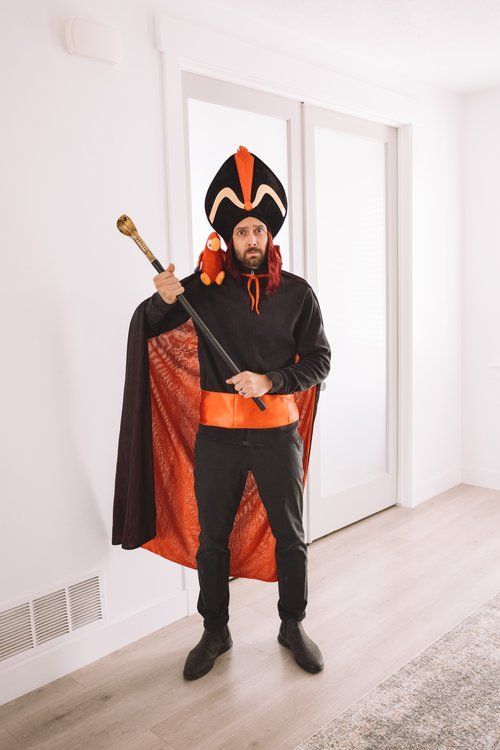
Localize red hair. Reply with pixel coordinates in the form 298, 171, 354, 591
223, 230, 282, 297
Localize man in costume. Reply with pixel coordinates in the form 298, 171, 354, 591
112, 145, 331, 680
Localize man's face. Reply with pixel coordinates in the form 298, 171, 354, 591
231, 217, 268, 269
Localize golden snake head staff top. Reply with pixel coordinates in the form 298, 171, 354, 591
116, 214, 156, 264
116, 214, 138, 237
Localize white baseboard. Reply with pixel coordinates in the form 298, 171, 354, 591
413, 467, 463, 506
461, 466, 500, 491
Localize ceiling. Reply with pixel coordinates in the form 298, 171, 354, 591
167, 0, 500, 94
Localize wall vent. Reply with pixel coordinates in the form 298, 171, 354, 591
0, 603, 34, 661
69, 576, 103, 630
33, 588, 70, 646
0, 574, 104, 663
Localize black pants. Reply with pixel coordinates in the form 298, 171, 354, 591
193, 429, 308, 632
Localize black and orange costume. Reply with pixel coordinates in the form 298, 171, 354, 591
112, 146, 331, 631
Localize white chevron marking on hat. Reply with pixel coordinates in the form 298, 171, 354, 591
209, 184, 286, 223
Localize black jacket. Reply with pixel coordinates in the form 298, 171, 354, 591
144, 257, 332, 446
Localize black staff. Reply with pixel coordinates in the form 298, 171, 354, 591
117, 214, 267, 411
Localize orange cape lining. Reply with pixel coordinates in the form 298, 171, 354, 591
142, 318, 319, 583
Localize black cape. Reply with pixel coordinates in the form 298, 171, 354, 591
111, 289, 322, 582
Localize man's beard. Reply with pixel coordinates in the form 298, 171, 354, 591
241, 249, 264, 269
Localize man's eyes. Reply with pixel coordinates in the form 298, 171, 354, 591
238, 228, 264, 235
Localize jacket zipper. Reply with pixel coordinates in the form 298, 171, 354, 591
244, 270, 255, 446
247, 270, 254, 370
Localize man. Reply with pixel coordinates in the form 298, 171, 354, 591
144, 146, 331, 680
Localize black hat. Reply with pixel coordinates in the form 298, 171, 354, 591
204, 145, 287, 245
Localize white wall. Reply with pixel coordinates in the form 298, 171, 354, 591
0, 0, 189, 703
462, 86, 500, 489
411, 89, 463, 502
0, 0, 465, 700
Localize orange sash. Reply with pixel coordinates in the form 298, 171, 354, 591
199, 389, 299, 428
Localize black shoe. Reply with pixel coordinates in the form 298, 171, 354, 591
277, 619, 324, 673
183, 625, 233, 680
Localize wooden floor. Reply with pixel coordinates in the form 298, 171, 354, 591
1, 483, 499, 750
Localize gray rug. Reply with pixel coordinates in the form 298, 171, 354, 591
295, 593, 500, 750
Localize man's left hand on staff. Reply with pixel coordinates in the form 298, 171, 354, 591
226, 371, 273, 398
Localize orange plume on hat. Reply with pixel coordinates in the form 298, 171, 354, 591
234, 146, 254, 211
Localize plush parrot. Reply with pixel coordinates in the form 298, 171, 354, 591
196, 231, 225, 286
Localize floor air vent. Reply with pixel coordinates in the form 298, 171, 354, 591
0, 574, 104, 663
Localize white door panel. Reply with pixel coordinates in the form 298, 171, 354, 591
304, 105, 399, 540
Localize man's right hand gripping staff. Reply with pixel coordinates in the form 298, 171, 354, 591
155, 262, 185, 304
145, 262, 193, 331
